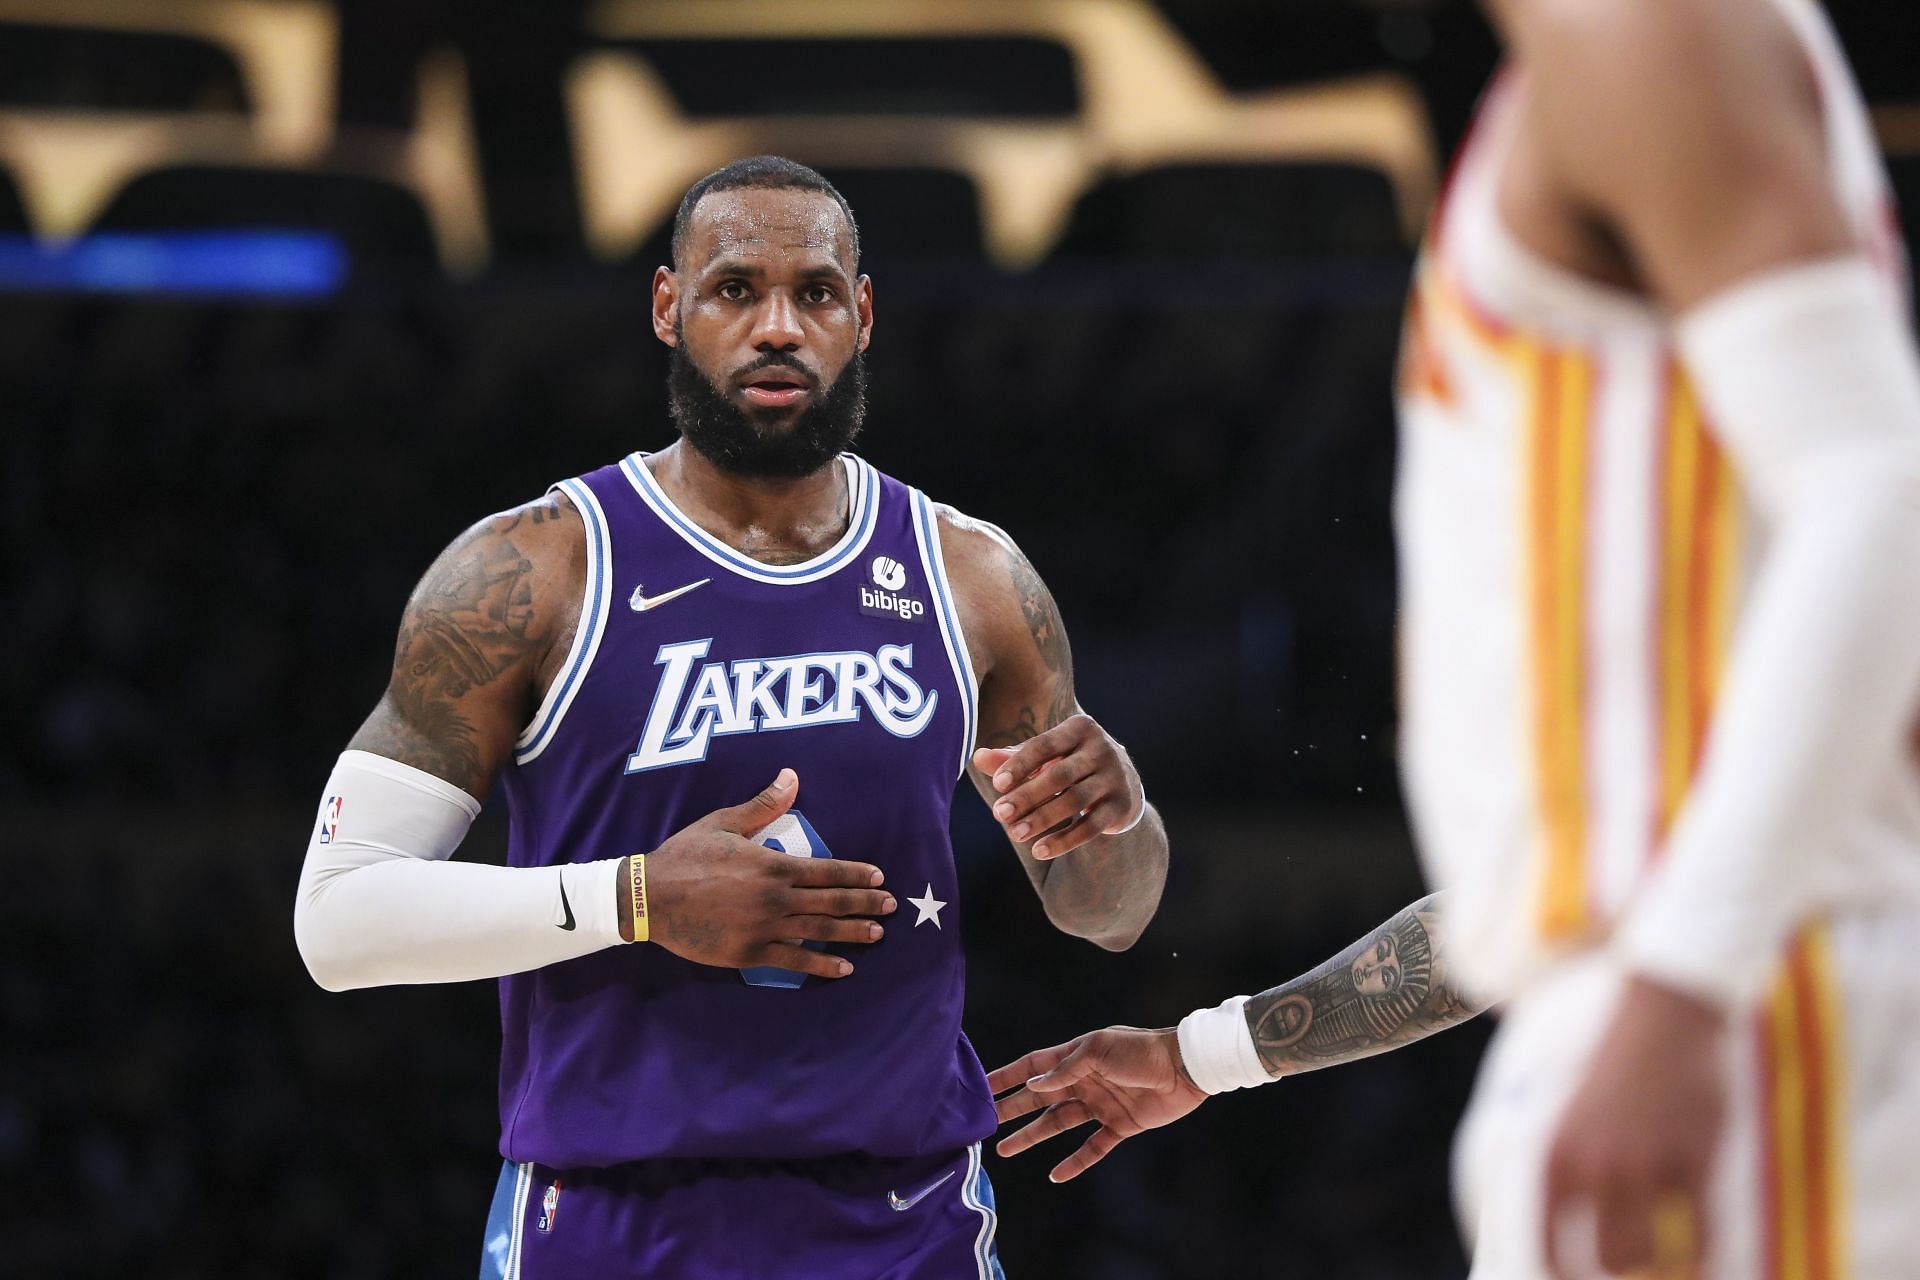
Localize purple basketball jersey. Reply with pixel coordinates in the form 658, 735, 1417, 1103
494, 452, 995, 1169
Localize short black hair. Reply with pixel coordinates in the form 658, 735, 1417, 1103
670, 155, 861, 271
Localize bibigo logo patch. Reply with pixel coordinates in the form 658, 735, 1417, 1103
860, 556, 924, 621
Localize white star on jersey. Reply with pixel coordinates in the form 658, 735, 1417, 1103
907, 884, 947, 929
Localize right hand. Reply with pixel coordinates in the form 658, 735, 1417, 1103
634, 769, 896, 980
988, 1025, 1208, 1182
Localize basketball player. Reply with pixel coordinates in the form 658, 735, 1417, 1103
292, 156, 1169, 1278
989, 1, 1920, 1276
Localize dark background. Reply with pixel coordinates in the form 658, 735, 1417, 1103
4, 2, 1916, 1276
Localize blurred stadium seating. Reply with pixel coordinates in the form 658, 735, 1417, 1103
0, 0, 485, 280
569, 0, 1437, 268
4, 3, 1917, 1277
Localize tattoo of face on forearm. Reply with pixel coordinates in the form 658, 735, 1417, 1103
1247, 898, 1479, 1074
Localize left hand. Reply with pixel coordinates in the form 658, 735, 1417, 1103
972, 713, 1143, 860
988, 1026, 1208, 1182
1542, 975, 1729, 1279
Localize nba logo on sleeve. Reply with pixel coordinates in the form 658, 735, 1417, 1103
317, 796, 343, 844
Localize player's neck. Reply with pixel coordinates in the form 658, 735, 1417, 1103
648, 441, 851, 560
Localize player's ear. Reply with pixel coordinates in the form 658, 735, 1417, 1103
652, 266, 680, 347
855, 275, 874, 352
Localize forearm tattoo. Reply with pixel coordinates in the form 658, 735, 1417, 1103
1244, 894, 1486, 1077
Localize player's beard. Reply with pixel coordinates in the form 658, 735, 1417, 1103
668, 340, 868, 480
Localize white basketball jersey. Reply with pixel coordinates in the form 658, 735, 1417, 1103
1394, 0, 1920, 1000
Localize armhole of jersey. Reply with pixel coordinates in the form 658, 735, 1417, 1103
513, 477, 612, 765
911, 489, 980, 782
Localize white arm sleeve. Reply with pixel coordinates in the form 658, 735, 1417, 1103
293, 750, 629, 991
1616, 257, 1920, 1008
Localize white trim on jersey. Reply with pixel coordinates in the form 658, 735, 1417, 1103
514, 477, 614, 765
960, 1141, 1000, 1279
912, 490, 981, 781
619, 452, 882, 586
506, 1160, 532, 1280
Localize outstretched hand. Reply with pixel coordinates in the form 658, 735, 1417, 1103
987, 1026, 1208, 1183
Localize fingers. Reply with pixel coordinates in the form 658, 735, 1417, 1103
991, 756, 1094, 837
971, 746, 1014, 775
756, 942, 853, 980
1595, 1184, 1658, 1278
1025, 1040, 1097, 1093
787, 887, 896, 919
1049, 1126, 1126, 1184
787, 857, 886, 890
993, 1086, 1050, 1126
995, 1099, 1092, 1159
1545, 1155, 1706, 1279
978, 718, 1089, 794
786, 915, 885, 946
986, 1044, 1073, 1096
712, 768, 799, 835
1032, 806, 1118, 861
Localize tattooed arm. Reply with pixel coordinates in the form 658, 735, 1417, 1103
1242, 893, 1485, 1076
985, 893, 1488, 1182
938, 507, 1168, 950
298, 491, 897, 991
346, 492, 584, 798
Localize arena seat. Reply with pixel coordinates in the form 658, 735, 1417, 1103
0, 0, 488, 276
0, 20, 249, 113
0, 0, 334, 150
572, 0, 1437, 270
0, 164, 29, 232
611, 36, 1078, 119
93, 165, 438, 266
1050, 161, 1407, 263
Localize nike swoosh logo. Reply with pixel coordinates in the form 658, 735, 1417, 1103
630, 579, 710, 613
886, 1169, 955, 1212
556, 874, 576, 931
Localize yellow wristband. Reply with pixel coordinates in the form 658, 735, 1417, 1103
629, 854, 649, 944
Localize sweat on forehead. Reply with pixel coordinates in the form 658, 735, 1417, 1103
670, 156, 863, 273
686, 189, 854, 263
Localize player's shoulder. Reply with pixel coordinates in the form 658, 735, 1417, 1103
932, 501, 1043, 607
1507, 0, 1799, 82
929, 502, 1058, 653
406, 489, 587, 620
452, 489, 585, 560
932, 502, 1021, 570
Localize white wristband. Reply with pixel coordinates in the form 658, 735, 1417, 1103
1110, 790, 1150, 835
1176, 995, 1274, 1095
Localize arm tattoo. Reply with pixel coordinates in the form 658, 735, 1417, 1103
1006, 547, 1076, 734
1244, 894, 1486, 1077
349, 517, 553, 793
972, 532, 1167, 948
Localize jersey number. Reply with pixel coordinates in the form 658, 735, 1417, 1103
742, 810, 831, 990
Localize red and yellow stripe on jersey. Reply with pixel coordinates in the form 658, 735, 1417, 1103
1759, 925, 1850, 1280
1522, 341, 1596, 940
1652, 370, 1741, 840
1413, 266, 1755, 944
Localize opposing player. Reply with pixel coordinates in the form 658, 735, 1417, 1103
292, 156, 1168, 1278
991, 1, 1920, 1276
